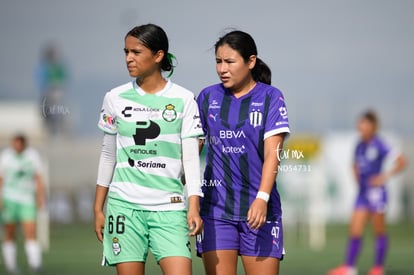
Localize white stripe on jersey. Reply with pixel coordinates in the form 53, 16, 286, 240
116, 156, 183, 179
109, 182, 186, 211
117, 133, 182, 148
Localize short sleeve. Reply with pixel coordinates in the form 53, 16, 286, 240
196, 90, 208, 137
181, 95, 204, 139
381, 140, 391, 157
30, 149, 43, 175
264, 90, 290, 140
97, 92, 117, 135
378, 139, 392, 160
0, 151, 5, 177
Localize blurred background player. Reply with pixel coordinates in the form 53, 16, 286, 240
35, 44, 69, 136
93, 24, 203, 275
196, 30, 290, 275
0, 134, 46, 274
328, 110, 407, 275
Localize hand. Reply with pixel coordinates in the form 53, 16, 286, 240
369, 173, 388, 187
187, 208, 203, 236
94, 211, 105, 242
247, 198, 267, 230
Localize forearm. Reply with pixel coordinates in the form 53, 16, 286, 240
96, 133, 116, 187
35, 174, 46, 207
198, 138, 205, 154
0, 177, 3, 205
258, 135, 284, 194
93, 185, 108, 242
259, 156, 279, 194
182, 137, 203, 198
188, 195, 200, 212
385, 154, 407, 178
94, 185, 109, 214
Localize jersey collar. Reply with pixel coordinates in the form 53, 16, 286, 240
133, 79, 172, 96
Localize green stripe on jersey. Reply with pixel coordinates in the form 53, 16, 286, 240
119, 89, 185, 112
113, 167, 183, 194
98, 80, 203, 211
117, 141, 181, 162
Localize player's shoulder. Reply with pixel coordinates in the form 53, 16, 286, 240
372, 135, 391, 150
24, 147, 41, 159
256, 82, 284, 98
200, 83, 223, 94
169, 81, 196, 100
198, 83, 225, 98
105, 81, 134, 99
0, 148, 13, 159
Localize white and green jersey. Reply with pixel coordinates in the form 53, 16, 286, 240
0, 147, 42, 205
98, 80, 203, 211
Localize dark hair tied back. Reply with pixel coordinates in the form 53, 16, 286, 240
215, 30, 272, 84
361, 110, 379, 127
126, 24, 174, 76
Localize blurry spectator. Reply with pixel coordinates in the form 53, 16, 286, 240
35, 44, 69, 136
0, 134, 46, 274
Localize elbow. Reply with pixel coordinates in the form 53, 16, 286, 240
398, 154, 408, 171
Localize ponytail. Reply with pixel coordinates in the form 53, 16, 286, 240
252, 57, 271, 85
215, 30, 272, 84
162, 52, 176, 78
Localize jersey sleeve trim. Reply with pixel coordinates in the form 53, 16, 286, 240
264, 127, 290, 140
97, 124, 117, 135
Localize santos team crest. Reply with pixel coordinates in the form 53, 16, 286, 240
162, 104, 177, 122
249, 110, 263, 128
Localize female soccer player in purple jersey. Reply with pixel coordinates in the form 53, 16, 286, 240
328, 110, 406, 275
196, 30, 290, 275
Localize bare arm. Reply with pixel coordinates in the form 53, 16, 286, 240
385, 154, 407, 178
371, 153, 407, 186
0, 176, 3, 208
353, 163, 359, 184
35, 173, 46, 209
198, 138, 205, 154
247, 134, 284, 230
94, 133, 116, 242
94, 185, 109, 242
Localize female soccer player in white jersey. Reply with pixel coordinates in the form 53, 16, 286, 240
328, 110, 406, 275
196, 30, 290, 275
0, 134, 46, 274
94, 24, 204, 275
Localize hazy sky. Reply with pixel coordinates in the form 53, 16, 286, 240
1, 0, 413, 135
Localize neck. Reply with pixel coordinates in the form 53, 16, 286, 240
362, 134, 376, 142
136, 73, 167, 94
230, 78, 256, 99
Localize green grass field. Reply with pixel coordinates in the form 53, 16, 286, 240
2, 222, 413, 274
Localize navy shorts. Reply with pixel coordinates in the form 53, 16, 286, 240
196, 216, 284, 259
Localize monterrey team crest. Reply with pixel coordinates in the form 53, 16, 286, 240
249, 109, 263, 128
162, 104, 177, 122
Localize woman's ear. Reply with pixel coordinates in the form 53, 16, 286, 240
248, 55, 257, 70
154, 50, 165, 64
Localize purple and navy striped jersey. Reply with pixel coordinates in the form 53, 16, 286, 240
197, 82, 290, 221
354, 136, 390, 191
